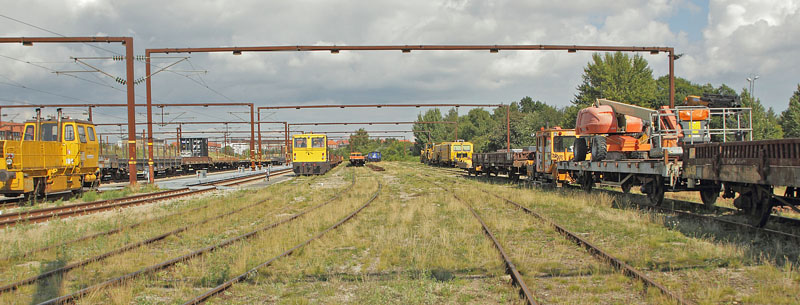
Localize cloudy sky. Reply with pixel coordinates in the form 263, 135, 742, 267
1, 0, 798, 142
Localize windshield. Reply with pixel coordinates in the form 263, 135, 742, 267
294, 138, 307, 148
40, 123, 58, 141
24, 125, 35, 141
311, 137, 324, 148
453, 145, 462, 151
553, 136, 576, 152
462, 144, 471, 151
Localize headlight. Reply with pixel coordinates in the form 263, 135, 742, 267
5, 153, 12, 166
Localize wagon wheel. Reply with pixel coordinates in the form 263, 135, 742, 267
580, 174, 594, 193
750, 186, 773, 227
644, 176, 665, 206
621, 179, 633, 194
699, 183, 721, 208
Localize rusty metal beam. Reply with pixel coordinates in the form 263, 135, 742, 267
259, 103, 502, 149
258, 103, 502, 110
0, 36, 137, 185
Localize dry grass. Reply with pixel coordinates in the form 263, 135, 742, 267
0, 167, 345, 304
427, 162, 800, 304
4, 162, 799, 304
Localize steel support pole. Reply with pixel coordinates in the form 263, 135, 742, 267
124, 38, 137, 186
145, 50, 155, 183
506, 105, 511, 151
669, 49, 675, 108
257, 109, 262, 166
87, 106, 93, 122
285, 122, 289, 164
249, 104, 255, 170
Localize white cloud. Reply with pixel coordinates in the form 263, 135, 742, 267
0, 0, 797, 139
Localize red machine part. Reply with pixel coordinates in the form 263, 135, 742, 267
575, 105, 644, 135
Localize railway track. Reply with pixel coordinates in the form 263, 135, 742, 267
184, 182, 382, 304
0, 171, 355, 296
0, 168, 292, 228
35, 173, 366, 305
420, 176, 536, 304
420, 171, 692, 304
427, 165, 800, 241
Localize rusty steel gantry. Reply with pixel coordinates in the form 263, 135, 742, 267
260, 103, 510, 152
145, 44, 676, 177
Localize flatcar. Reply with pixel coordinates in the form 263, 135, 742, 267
429, 98, 799, 227
1, 111, 100, 199
366, 151, 382, 162
292, 133, 338, 175
349, 152, 366, 166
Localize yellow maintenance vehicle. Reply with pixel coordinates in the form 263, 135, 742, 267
526, 127, 578, 185
0, 110, 100, 200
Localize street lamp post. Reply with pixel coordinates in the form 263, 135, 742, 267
746, 74, 760, 100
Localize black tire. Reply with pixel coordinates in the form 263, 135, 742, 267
574, 137, 588, 162
591, 136, 607, 161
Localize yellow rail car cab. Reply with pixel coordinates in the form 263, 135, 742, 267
453, 141, 474, 169
292, 134, 332, 175
528, 127, 577, 184
0, 118, 100, 198
420, 143, 432, 164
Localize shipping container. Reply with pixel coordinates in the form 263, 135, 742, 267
180, 138, 209, 157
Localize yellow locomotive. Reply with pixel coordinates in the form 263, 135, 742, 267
292, 133, 336, 175
432, 140, 473, 167
1, 114, 100, 199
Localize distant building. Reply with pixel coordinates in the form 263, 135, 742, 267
0, 121, 24, 140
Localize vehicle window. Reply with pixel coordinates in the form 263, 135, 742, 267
87, 126, 96, 141
77, 125, 87, 143
453, 145, 462, 151
462, 145, 471, 151
553, 136, 576, 152
40, 123, 58, 141
24, 125, 35, 140
294, 137, 307, 148
63, 125, 75, 141
311, 137, 324, 148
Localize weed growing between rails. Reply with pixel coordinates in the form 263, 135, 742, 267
86, 169, 375, 304
416, 163, 800, 304
192, 163, 522, 304
0, 170, 345, 304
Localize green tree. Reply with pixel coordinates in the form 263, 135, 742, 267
780, 85, 800, 138
574, 52, 657, 108
741, 88, 783, 140
348, 129, 371, 152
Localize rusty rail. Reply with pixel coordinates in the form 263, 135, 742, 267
421, 176, 537, 305
183, 182, 382, 304
0, 200, 264, 294
481, 190, 693, 305
609, 192, 800, 241
38, 174, 356, 305
0, 169, 290, 228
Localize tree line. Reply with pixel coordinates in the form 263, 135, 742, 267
411, 52, 799, 154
